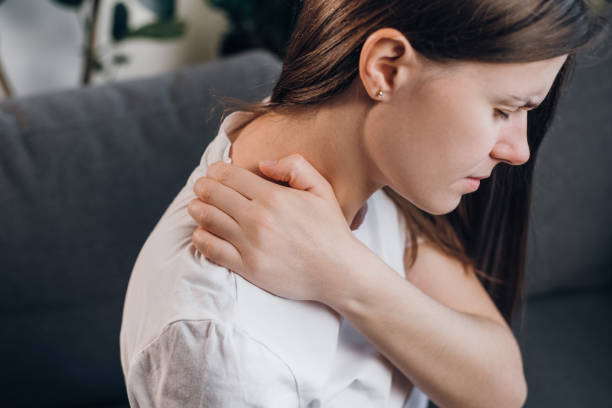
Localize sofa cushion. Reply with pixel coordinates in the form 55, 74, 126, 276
511, 285, 612, 406
0, 49, 281, 407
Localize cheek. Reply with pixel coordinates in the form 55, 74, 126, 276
421, 98, 495, 171
377, 104, 479, 180
367, 105, 493, 213
366, 114, 444, 202
363, 80, 496, 211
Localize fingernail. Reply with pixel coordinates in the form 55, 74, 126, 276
260, 159, 278, 167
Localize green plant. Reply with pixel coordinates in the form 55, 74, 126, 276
206, 0, 302, 58
55, 0, 186, 84
0, 0, 12, 97
0, 0, 187, 98
111, 0, 186, 42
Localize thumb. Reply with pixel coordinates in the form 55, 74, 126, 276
259, 154, 335, 200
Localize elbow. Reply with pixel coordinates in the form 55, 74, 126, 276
436, 378, 527, 408
515, 376, 528, 408
440, 380, 527, 408
513, 345, 528, 407
496, 376, 527, 408
499, 361, 528, 408
506, 379, 528, 408
472, 376, 526, 408
501, 327, 528, 407
486, 332, 528, 408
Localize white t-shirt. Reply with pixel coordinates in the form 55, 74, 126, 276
119, 110, 430, 408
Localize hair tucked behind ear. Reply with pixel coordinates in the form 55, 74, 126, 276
215, 0, 609, 327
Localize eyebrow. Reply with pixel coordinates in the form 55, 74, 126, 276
509, 95, 543, 109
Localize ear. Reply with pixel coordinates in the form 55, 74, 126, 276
358, 28, 417, 102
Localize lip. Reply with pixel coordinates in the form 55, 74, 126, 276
465, 177, 481, 190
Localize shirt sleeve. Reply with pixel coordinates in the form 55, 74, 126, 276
124, 319, 300, 408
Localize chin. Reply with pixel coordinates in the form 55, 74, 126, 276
412, 196, 461, 216
388, 184, 460, 215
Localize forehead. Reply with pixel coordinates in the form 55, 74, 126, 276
441, 55, 568, 99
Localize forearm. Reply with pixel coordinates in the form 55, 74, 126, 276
327, 249, 527, 408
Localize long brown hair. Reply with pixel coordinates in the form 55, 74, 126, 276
215, 0, 609, 326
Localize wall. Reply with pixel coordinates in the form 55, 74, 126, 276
0, 0, 229, 99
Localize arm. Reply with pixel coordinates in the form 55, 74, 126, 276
188, 158, 527, 407
125, 319, 299, 408
328, 240, 527, 408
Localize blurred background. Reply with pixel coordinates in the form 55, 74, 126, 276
0, 1, 610, 407
0, 0, 300, 99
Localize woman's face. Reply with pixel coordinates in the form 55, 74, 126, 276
363, 54, 568, 215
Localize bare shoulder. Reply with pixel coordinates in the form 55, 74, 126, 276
404, 241, 509, 330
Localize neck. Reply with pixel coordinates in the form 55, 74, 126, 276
227, 85, 383, 227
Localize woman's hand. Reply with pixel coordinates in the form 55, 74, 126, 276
187, 154, 368, 305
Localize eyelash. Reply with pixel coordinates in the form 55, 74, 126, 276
495, 109, 511, 120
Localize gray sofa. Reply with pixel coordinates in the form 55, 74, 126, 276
0, 49, 609, 407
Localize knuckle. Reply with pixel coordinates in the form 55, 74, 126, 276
193, 178, 204, 197
292, 154, 308, 169
266, 190, 285, 207
196, 179, 214, 201
193, 178, 204, 196
187, 198, 200, 217
289, 153, 305, 163
249, 208, 274, 231
218, 167, 232, 183
197, 205, 211, 225
288, 167, 300, 184
207, 161, 223, 175
194, 228, 216, 257
247, 251, 265, 275
204, 239, 217, 259
188, 199, 213, 226
192, 227, 207, 247
208, 162, 231, 182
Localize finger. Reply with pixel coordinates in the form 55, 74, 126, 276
187, 198, 243, 247
192, 226, 242, 272
258, 153, 335, 200
206, 161, 281, 200
193, 176, 251, 222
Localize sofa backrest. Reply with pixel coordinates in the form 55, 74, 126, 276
1, 46, 610, 406
0, 50, 281, 406
524, 49, 612, 298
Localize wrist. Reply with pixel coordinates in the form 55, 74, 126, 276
323, 238, 401, 317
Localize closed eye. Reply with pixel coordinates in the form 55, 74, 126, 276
495, 109, 510, 120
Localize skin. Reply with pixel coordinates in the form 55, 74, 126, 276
218, 28, 566, 221
187, 28, 568, 407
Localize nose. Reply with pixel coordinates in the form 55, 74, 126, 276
491, 110, 531, 166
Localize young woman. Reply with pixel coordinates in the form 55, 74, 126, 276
120, 1, 608, 407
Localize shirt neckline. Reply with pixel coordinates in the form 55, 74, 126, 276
218, 96, 272, 164
219, 111, 257, 165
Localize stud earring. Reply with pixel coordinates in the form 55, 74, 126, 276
376, 89, 383, 98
